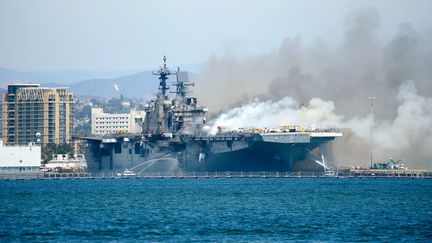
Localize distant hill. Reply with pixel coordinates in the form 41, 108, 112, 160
68, 71, 159, 98
0, 66, 139, 87
67, 71, 197, 98
0, 67, 20, 88
0, 65, 200, 99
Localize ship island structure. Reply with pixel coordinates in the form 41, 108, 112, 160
82, 57, 342, 175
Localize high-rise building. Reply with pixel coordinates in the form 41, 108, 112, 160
91, 107, 144, 135
1, 84, 74, 145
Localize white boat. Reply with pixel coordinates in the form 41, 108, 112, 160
122, 169, 136, 177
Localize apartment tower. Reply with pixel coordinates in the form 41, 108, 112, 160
1, 84, 74, 145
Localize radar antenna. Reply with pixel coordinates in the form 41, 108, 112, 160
172, 67, 194, 99
152, 55, 176, 98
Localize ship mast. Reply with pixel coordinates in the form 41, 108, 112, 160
368, 95, 376, 169
144, 56, 177, 135
172, 67, 194, 100
152, 55, 176, 99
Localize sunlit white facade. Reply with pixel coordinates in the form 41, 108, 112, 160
91, 108, 145, 135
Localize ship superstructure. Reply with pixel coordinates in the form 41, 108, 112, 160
142, 56, 208, 137
82, 57, 342, 175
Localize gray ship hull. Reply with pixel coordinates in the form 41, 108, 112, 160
182, 142, 318, 172
82, 132, 340, 173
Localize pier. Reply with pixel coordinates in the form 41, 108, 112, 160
347, 169, 428, 178
1, 169, 431, 180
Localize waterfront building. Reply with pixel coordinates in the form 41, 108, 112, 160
44, 153, 87, 172
1, 84, 74, 145
0, 140, 41, 173
91, 107, 145, 135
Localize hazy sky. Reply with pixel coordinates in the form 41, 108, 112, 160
0, 0, 430, 71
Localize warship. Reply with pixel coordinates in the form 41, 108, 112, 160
82, 57, 342, 174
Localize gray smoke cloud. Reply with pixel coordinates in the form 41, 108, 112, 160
195, 8, 432, 169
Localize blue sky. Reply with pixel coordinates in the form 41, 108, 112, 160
0, 0, 430, 71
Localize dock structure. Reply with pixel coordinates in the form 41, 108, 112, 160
1, 170, 431, 180
347, 169, 428, 178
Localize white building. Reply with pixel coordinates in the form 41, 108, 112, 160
44, 154, 87, 172
0, 141, 41, 173
91, 108, 145, 135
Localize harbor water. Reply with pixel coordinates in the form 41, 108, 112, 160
1, 178, 431, 242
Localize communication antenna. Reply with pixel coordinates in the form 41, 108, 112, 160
172, 68, 194, 98
368, 96, 376, 168
300, 103, 305, 132
152, 55, 176, 98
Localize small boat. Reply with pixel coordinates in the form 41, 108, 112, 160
117, 169, 136, 177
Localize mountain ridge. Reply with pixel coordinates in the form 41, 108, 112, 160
0, 66, 141, 87
0, 66, 198, 98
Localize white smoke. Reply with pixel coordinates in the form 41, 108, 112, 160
370, 81, 432, 167
210, 81, 432, 169
210, 96, 342, 133
195, 8, 432, 169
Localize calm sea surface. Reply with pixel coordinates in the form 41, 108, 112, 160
1, 178, 431, 242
